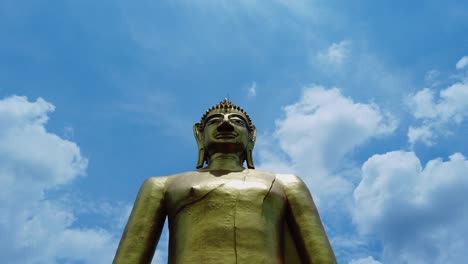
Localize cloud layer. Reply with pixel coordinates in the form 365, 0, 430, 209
259, 72, 467, 263
260, 86, 396, 206
354, 151, 468, 263
0, 96, 117, 263
407, 57, 468, 146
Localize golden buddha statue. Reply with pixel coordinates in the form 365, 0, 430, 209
113, 99, 336, 263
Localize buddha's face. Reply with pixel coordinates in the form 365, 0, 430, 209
202, 109, 250, 152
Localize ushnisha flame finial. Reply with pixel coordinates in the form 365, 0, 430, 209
199, 98, 254, 131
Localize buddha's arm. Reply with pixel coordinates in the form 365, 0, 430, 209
279, 174, 337, 264
113, 177, 168, 264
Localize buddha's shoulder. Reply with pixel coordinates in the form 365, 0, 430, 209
246, 170, 307, 190
273, 173, 305, 185
143, 171, 202, 186
143, 170, 306, 188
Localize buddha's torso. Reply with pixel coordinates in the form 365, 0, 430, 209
165, 169, 287, 264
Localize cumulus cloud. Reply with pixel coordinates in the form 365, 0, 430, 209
407, 79, 468, 145
258, 86, 397, 207
407, 125, 434, 146
406, 88, 438, 119
354, 151, 468, 263
407, 56, 468, 146
0, 96, 119, 263
456, 55, 468, 70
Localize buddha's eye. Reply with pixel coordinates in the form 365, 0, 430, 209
231, 118, 246, 127
206, 118, 221, 126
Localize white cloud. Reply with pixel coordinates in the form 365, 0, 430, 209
406, 88, 437, 119
438, 82, 468, 123
407, 125, 434, 146
456, 55, 468, 70
258, 86, 397, 207
256, 136, 294, 174
317, 40, 351, 66
354, 151, 468, 263
407, 80, 468, 145
349, 256, 382, 264
0, 96, 119, 263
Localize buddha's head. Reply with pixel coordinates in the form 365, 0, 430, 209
194, 99, 256, 169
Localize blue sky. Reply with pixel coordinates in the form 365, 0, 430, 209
1, 1, 467, 263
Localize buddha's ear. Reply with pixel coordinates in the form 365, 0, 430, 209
193, 123, 205, 169
246, 125, 256, 169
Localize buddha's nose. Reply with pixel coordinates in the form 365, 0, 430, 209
217, 120, 234, 132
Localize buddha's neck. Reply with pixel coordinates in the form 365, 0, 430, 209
206, 153, 245, 171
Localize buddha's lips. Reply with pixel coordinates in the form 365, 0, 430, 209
215, 132, 237, 139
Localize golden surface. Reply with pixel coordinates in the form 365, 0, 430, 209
114, 170, 336, 263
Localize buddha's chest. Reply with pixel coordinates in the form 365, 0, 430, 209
165, 171, 285, 219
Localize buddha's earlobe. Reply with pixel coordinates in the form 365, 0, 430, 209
246, 126, 256, 169
193, 123, 205, 169
246, 149, 255, 169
